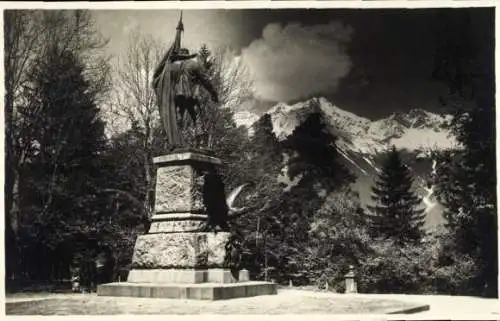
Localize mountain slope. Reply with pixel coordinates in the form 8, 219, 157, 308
233, 97, 457, 229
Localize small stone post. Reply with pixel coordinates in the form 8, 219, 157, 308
344, 265, 357, 294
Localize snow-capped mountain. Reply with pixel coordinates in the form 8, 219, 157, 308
263, 97, 457, 154
233, 97, 458, 229
232, 111, 260, 136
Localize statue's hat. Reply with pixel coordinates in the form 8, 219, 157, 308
171, 48, 197, 61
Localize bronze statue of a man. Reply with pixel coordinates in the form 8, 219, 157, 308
152, 15, 218, 151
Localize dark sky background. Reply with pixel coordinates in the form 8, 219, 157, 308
234, 8, 494, 119
94, 7, 494, 120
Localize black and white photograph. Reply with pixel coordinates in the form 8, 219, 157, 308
3, 2, 499, 317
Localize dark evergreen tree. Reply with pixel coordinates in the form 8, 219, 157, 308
181, 44, 247, 153
198, 43, 213, 72
283, 101, 355, 192
277, 99, 355, 283
431, 8, 497, 297
247, 114, 283, 173
17, 43, 110, 285
231, 114, 286, 281
99, 125, 166, 276
367, 146, 426, 245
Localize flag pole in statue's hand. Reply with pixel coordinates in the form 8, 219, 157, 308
153, 11, 184, 80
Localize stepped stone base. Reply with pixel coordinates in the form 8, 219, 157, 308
97, 281, 277, 300
127, 268, 249, 284
97, 152, 278, 301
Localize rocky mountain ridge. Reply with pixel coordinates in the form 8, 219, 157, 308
233, 97, 457, 228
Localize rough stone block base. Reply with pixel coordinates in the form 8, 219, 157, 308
131, 232, 230, 269
97, 281, 278, 300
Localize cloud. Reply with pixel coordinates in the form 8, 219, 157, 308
241, 21, 353, 102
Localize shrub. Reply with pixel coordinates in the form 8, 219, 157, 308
357, 231, 481, 295
357, 239, 435, 294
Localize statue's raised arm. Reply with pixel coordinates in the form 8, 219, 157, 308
191, 63, 219, 104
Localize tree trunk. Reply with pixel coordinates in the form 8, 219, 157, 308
5, 90, 20, 281
144, 156, 151, 215
143, 148, 154, 235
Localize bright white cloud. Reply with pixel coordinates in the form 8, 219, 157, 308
241, 21, 353, 102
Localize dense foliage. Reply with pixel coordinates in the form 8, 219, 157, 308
5, 9, 496, 298
430, 9, 497, 297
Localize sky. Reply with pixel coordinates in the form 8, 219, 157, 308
92, 8, 494, 120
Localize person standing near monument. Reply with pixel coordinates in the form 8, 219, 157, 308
153, 13, 219, 151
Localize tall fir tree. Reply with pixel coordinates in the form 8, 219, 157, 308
181, 44, 247, 154
232, 113, 287, 281
18, 43, 110, 283
278, 99, 355, 283
283, 100, 354, 191
431, 8, 497, 297
247, 114, 283, 172
367, 146, 426, 245
198, 44, 213, 72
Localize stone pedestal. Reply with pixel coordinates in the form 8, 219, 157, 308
131, 232, 230, 269
97, 151, 277, 300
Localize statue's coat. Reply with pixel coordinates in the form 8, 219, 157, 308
153, 48, 217, 148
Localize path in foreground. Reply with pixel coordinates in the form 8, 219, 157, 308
5, 290, 423, 315
5, 289, 499, 316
